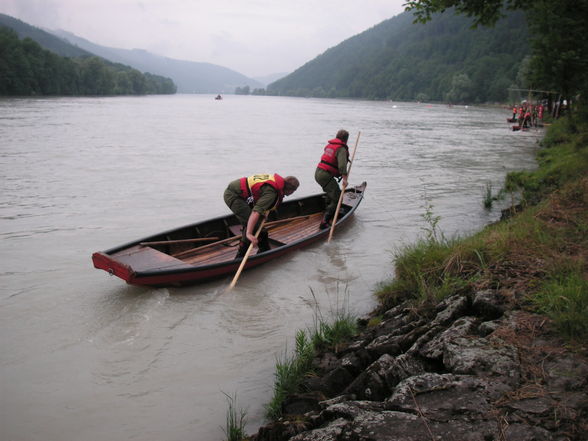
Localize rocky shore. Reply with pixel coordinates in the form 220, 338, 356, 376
249, 290, 588, 440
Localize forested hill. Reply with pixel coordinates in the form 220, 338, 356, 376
0, 14, 176, 96
268, 10, 529, 103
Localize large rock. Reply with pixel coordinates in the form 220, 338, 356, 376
472, 289, 506, 319
443, 336, 521, 385
293, 401, 502, 441
387, 373, 512, 419
418, 316, 479, 359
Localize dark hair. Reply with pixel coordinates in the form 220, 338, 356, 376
336, 129, 349, 143
284, 176, 300, 191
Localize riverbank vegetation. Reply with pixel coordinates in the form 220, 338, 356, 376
265, 291, 358, 421
376, 114, 588, 340
222, 392, 247, 441
0, 27, 176, 96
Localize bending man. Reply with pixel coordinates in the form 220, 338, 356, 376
224, 173, 300, 259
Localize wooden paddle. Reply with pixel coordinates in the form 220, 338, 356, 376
227, 216, 267, 290
328, 131, 361, 243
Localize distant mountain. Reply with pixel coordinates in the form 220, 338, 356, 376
0, 13, 92, 57
52, 30, 263, 94
268, 9, 529, 103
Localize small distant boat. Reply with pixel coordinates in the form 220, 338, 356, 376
215, 94, 223, 100
92, 182, 367, 286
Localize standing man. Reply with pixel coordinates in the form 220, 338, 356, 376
224, 173, 300, 259
314, 129, 350, 230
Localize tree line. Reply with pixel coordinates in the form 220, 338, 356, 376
405, 0, 587, 111
0, 27, 176, 96
257, 0, 586, 109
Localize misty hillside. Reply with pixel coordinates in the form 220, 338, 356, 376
0, 13, 92, 58
51, 30, 263, 94
268, 9, 529, 103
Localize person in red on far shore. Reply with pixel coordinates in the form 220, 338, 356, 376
523, 106, 532, 128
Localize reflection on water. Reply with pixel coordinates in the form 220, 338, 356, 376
0, 95, 540, 441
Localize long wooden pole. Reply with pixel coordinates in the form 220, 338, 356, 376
227, 217, 267, 290
171, 235, 240, 258
328, 131, 361, 243
140, 237, 220, 247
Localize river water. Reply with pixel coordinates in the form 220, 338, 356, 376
0, 95, 541, 441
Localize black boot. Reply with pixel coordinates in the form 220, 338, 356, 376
257, 230, 270, 253
235, 240, 250, 259
319, 212, 332, 230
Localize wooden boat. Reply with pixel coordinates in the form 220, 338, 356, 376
92, 182, 367, 286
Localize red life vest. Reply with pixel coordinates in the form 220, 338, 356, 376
239, 174, 285, 209
317, 139, 349, 177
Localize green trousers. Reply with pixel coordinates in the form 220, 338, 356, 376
314, 168, 341, 217
223, 187, 264, 240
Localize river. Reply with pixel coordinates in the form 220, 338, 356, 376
0, 95, 541, 441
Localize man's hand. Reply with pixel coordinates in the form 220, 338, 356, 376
246, 231, 258, 246
245, 210, 262, 246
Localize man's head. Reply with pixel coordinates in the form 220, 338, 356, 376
336, 129, 349, 143
283, 176, 300, 196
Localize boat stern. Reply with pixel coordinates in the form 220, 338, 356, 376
92, 252, 136, 283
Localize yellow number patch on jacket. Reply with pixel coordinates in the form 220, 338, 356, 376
247, 174, 275, 187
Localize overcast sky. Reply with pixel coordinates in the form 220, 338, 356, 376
1, 0, 407, 78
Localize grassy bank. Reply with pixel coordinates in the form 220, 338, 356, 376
376, 114, 588, 340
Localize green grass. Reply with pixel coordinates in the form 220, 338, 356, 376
483, 181, 494, 209
375, 235, 482, 309
533, 271, 588, 338
221, 392, 247, 441
309, 287, 358, 352
265, 330, 315, 421
265, 290, 358, 420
